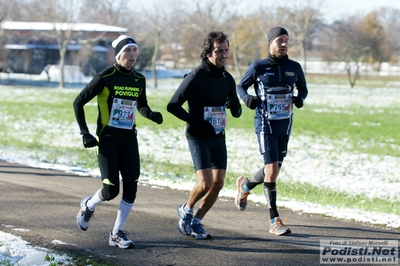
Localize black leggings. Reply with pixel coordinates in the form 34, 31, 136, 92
97, 134, 140, 203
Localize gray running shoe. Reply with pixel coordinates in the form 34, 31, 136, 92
76, 196, 94, 231
269, 218, 291, 235
235, 176, 250, 211
177, 204, 193, 235
109, 230, 135, 249
190, 223, 212, 239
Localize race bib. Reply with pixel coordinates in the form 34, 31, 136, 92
108, 98, 137, 129
204, 106, 227, 134
266, 93, 293, 120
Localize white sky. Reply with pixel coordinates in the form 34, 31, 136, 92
321, 0, 400, 22
135, 0, 400, 24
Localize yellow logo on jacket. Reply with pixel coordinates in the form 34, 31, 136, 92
285, 72, 295, 76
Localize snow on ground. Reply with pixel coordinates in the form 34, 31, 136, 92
0, 229, 70, 266
1, 82, 400, 265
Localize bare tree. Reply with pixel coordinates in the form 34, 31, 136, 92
286, 0, 325, 74
321, 16, 371, 87
225, 12, 265, 78
361, 11, 388, 73
178, 0, 234, 66
79, 0, 130, 25
138, 1, 175, 88
0, 0, 8, 21
0, 0, 20, 72
377, 7, 400, 65
17, 0, 82, 87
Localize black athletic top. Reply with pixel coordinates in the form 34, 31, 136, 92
237, 54, 308, 135
73, 64, 153, 137
167, 58, 242, 138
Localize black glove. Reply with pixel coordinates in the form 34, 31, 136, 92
150, 111, 163, 124
292, 96, 304, 109
193, 119, 216, 139
244, 95, 259, 110
81, 130, 98, 148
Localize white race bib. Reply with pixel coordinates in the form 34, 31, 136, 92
204, 106, 227, 134
266, 93, 293, 120
108, 98, 137, 129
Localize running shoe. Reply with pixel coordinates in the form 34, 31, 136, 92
235, 176, 250, 211
76, 196, 94, 231
109, 230, 135, 249
190, 222, 212, 239
177, 204, 193, 235
269, 217, 291, 235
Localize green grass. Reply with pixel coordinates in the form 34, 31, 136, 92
293, 108, 400, 157
142, 81, 400, 219
44, 253, 114, 266
0, 259, 13, 266
305, 73, 400, 88
0, 77, 399, 225
143, 157, 400, 218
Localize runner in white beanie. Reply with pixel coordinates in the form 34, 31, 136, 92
74, 33, 163, 249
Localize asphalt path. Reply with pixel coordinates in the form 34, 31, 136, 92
0, 160, 399, 266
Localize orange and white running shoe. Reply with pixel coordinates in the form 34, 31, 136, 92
269, 217, 291, 235
235, 176, 250, 211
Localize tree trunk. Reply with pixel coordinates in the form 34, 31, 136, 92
151, 30, 160, 89
231, 31, 242, 78
346, 63, 354, 88
58, 41, 67, 88
301, 38, 307, 75
346, 62, 361, 88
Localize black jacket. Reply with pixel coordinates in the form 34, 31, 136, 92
237, 54, 308, 135
73, 64, 153, 137
167, 59, 241, 138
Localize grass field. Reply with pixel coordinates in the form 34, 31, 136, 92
0, 74, 399, 227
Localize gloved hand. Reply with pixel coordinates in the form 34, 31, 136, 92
81, 130, 98, 148
150, 111, 163, 124
292, 96, 304, 109
193, 119, 216, 139
244, 95, 259, 110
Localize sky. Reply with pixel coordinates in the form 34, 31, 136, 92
321, 0, 400, 22
135, 0, 400, 24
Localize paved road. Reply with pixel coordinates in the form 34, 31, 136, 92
0, 160, 398, 266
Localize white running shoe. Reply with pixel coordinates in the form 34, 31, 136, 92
177, 203, 193, 235
109, 230, 135, 249
76, 196, 94, 231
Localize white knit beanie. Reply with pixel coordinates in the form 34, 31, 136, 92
111, 35, 138, 61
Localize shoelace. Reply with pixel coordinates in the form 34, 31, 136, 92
116, 230, 130, 240
240, 185, 250, 199
83, 208, 94, 222
192, 223, 206, 233
182, 209, 193, 222
274, 218, 287, 227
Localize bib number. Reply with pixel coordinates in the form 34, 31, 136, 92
204, 106, 227, 134
108, 98, 137, 129
266, 93, 293, 120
